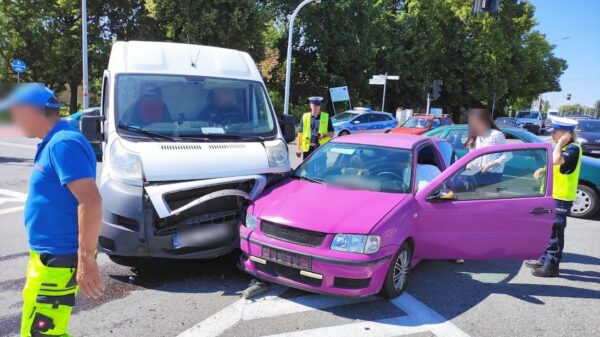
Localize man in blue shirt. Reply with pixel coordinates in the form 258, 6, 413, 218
0, 84, 105, 337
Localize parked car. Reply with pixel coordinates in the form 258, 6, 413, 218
64, 107, 102, 160
576, 119, 600, 158
80, 41, 295, 264
391, 114, 452, 135
495, 117, 517, 128
331, 108, 398, 136
515, 110, 545, 135
239, 133, 554, 298
425, 125, 600, 218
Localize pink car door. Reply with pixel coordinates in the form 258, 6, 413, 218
414, 143, 554, 260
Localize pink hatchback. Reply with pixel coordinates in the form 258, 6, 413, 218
239, 134, 554, 298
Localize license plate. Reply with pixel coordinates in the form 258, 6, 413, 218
172, 225, 230, 249
591, 150, 600, 154
261, 246, 312, 271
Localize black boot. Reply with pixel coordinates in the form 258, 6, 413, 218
524, 256, 545, 269
531, 262, 559, 277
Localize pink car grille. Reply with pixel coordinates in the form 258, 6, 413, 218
260, 221, 326, 248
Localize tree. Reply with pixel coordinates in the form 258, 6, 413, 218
145, 0, 268, 60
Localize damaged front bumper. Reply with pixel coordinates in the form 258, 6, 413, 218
98, 175, 267, 259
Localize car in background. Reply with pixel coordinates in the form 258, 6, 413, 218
495, 117, 517, 128
516, 110, 545, 135
331, 108, 398, 136
576, 119, 600, 158
425, 125, 600, 218
391, 114, 452, 135
63, 107, 102, 160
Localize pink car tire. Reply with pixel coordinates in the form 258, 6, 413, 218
380, 241, 412, 299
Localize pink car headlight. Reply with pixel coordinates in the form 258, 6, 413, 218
331, 234, 380, 254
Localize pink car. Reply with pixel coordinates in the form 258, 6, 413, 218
239, 134, 554, 298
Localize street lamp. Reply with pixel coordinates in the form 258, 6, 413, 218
283, 0, 325, 116
82, 0, 89, 109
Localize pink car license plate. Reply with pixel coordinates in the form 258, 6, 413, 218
261, 246, 312, 271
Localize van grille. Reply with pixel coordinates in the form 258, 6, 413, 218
260, 221, 326, 248
208, 144, 245, 150
161, 144, 202, 150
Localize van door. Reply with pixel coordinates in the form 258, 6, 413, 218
414, 143, 553, 260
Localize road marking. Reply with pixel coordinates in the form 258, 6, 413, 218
178, 287, 471, 337
0, 189, 27, 215
0, 141, 36, 150
459, 272, 510, 284
0, 206, 25, 215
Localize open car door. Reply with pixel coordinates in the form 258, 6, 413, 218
414, 143, 554, 260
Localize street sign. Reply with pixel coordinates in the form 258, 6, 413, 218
11, 59, 26, 73
369, 78, 386, 86
329, 86, 350, 103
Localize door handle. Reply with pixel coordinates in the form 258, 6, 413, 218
530, 207, 552, 215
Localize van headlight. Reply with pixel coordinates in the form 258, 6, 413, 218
331, 234, 380, 254
576, 137, 588, 144
244, 213, 259, 230
110, 140, 143, 180
266, 139, 290, 167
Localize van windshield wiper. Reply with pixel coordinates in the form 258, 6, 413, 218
118, 124, 177, 141
292, 175, 323, 184
195, 134, 267, 142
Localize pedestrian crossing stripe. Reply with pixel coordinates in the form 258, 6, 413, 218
178, 286, 471, 337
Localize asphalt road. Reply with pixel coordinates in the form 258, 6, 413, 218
1, 130, 599, 337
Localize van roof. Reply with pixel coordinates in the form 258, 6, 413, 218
108, 41, 263, 82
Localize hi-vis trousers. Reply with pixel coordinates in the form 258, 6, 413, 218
21, 251, 78, 337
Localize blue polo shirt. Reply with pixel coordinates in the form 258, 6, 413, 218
25, 121, 97, 255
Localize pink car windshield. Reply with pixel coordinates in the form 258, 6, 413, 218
293, 142, 412, 193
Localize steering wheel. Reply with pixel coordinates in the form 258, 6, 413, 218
219, 112, 246, 125
377, 171, 407, 190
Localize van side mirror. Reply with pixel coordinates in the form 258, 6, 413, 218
81, 115, 104, 144
279, 115, 296, 143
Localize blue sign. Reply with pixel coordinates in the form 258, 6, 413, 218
329, 86, 350, 103
11, 59, 26, 73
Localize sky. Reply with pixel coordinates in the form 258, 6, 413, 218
529, 0, 600, 109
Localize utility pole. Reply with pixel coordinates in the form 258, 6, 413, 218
381, 73, 388, 113
82, 0, 90, 109
426, 93, 431, 115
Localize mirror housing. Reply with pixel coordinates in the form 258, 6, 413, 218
279, 115, 296, 144
426, 189, 456, 203
81, 115, 103, 144
353, 120, 361, 124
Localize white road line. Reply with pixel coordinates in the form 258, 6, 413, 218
0, 189, 27, 215
0, 141, 37, 150
0, 206, 25, 215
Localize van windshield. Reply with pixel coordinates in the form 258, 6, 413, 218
115, 75, 276, 139
516, 111, 539, 119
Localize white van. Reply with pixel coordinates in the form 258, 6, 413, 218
82, 41, 295, 263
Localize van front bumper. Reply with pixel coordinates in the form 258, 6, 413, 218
238, 227, 394, 297
98, 178, 239, 259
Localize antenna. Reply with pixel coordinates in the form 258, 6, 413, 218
187, 33, 202, 68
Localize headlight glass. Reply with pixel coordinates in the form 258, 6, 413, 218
266, 139, 290, 167
110, 140, 143, 180
576, 137, 588, 144
245, 213, 258, 230
331, 234, 380, 254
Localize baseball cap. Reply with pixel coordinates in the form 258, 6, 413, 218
0, 83, 61, 112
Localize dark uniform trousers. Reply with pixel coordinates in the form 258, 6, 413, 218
302, 145, 319, 160
543, 199, 573, 265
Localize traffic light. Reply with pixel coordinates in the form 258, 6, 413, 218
432, 80, 443, 100
566, 94, 571, 101
472, 0, 500, 13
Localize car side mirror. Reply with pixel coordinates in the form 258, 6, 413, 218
353, 120, 361, 124
279, 115, 296, 143
426, 189, 456, 203
81, 115, 103, 144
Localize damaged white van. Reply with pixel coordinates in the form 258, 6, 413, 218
82, 41, 295, 263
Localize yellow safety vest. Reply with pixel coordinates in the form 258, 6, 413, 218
301, 112, 330, 152
553, 143, 582, 201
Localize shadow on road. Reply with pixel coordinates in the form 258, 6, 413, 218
0, 156, 33, 167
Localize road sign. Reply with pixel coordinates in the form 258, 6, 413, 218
329, 86, 350, 103
11, 59, 26, 73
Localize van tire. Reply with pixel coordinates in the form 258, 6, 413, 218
380, 241, 412, 299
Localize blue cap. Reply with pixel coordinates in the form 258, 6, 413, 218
0, 83, 61, 112
550, 115, 578, 131
309, 96, 323, 105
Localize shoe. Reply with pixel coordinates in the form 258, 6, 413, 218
524, 257, 545, 269
531, 263, 559, 277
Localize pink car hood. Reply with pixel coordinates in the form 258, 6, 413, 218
252, 179, 409, 234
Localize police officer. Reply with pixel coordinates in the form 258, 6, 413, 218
295, 96, 334, 159
526, 116, 582, 277
0, 84, 105, 336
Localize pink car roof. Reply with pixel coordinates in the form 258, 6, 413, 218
332, 133, 425, 149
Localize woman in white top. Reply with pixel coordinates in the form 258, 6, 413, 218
465, 108, 512, 188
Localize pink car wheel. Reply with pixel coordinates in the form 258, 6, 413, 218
380, 241, 412, 298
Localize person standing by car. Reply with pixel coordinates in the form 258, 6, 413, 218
0, 84, 105, 337
465, 107, 512, 188
526, 116, 582, 277
296, 96, 334, 159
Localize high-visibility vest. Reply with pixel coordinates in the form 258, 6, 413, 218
301, 112, 330, 152
553, 143, 582, 201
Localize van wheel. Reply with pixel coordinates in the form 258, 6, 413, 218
380, 241, 411, 299
339, 130, 350, 136
571, 185, 599, 218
